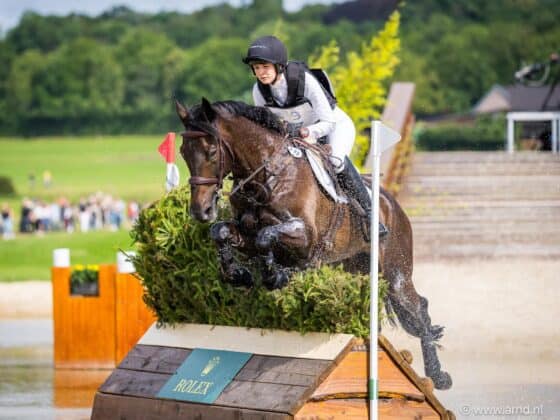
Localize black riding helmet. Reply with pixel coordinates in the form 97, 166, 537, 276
242, 36, 288, 78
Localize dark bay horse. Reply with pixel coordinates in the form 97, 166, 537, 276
176, 98, 452, 390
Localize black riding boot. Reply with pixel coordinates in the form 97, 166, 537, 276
337, 157, 388, 239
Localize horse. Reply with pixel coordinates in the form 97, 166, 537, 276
175, 98, 452, 390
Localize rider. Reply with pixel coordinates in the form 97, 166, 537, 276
242, 35, 388, 238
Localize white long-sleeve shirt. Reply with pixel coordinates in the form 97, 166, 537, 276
252, 71, 356, 169
252, 72, 336, 140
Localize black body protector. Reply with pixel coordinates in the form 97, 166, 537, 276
257, 61, 337, 137
260, 62, 388, 239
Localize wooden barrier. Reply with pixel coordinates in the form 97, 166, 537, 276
115, 272, 157, 364
295, 336, 455, 419
54, 369, 110, 408
91, 327, 454, 419
52, 264, 117, 369
52, 255, 156, 368
364, 82, 416, 195
384, 113, 415, 196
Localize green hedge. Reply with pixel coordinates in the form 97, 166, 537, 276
416, 116, 505, 151
131, 186, 386, 338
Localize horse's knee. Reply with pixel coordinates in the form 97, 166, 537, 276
256, 226, 278, 250
210, 222, 232, 243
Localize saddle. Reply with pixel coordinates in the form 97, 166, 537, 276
302, 148, 347, 204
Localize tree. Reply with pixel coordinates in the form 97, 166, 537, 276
114, 28, 180, 114
176, 37, 253, 104
38, 38, 125, 117
310, 11, 401, 166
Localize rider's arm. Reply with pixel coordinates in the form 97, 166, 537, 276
303, 72, 336, 141
252, 84, 266, 106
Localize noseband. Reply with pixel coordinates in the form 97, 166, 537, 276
181, 128, 234, 189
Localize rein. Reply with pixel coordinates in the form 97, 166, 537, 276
182, 121, 345, 266
227, 134, 290, 201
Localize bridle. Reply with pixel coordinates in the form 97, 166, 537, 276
181, 120, 289, 202
181, 126, 234, 190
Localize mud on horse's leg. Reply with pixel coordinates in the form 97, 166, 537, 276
255, 217, 309, 290
209, 221, 253, 287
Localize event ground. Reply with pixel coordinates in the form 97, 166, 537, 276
2, 257, 559, 419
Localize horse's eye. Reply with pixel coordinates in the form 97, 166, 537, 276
208, 145, 218, 160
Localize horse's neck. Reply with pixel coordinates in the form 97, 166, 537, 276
227, 125, 280, 178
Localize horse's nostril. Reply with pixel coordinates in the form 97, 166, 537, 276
203, 206, 214, 220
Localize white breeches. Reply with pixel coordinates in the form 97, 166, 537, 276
328, 107, 356, 173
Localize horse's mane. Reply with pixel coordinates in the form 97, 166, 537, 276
191, 100, 286, 135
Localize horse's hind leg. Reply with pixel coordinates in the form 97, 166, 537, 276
386, 267, 452, 390
210, 221, 253, 287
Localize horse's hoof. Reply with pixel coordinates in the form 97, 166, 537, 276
227, 266, 253, 288
432, 370, 452, 390
273, 271, 290, 289
263, 270, 290, 290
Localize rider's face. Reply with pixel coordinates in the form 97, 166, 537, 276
252, 62, 277, 85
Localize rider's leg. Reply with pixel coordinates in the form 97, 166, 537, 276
336, 157, 388, 238
328, 109, 388, 238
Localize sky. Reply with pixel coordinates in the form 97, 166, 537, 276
0, 0, 347, 33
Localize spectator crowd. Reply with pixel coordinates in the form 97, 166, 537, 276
1, 192, 143, 240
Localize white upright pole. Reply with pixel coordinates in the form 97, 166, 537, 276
551, 117, 558, 154
557, 117, 560, 154
369, 122, 381, 420
507, 115, 515, 154
369, 121, 401, 420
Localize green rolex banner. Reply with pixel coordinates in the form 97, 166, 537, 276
157, 348, 252, 404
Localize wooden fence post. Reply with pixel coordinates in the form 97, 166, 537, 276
52, 256, 117, 369
115, 251, 156, 364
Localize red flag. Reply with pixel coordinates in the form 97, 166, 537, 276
158, 132, 176, 163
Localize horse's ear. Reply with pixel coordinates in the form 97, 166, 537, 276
200, 97, 216, 121
175, 100, 189, 123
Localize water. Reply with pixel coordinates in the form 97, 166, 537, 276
0, 320, 108, 420
2, 318, 559, 419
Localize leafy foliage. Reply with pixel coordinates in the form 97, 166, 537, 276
130, 186, 387, 338
416, 116, 505, 151
311, 11, 400, 167
70, 264, 100, 296
3, 0, 559, 134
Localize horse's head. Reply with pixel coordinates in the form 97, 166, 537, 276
176, 98, 228, 222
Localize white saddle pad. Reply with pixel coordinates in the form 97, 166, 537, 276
305, 149, 348, 204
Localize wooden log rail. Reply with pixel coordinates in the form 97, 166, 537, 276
365, 82, 416, 196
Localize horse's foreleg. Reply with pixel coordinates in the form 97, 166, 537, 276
255, 218, 308, 289
255, 217, 308, 251
210, 221, 253, 287
386, 268, 452, 390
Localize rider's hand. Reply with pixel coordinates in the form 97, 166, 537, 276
299, 127, 317, 145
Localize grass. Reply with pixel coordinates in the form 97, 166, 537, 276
0, 230, 134, 281
0, 135, 180, 282
0, 135, 174, 205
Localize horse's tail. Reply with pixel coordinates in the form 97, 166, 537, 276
383, 295, 398, 328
